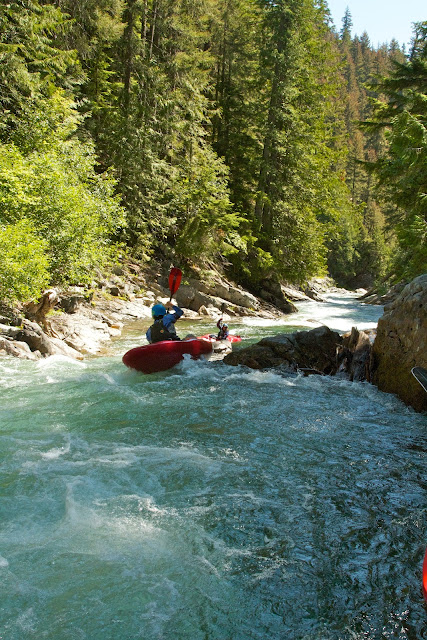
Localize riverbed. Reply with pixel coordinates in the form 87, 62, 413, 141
1, 294, 426, 639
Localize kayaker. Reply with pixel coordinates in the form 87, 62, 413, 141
216, 318, 229, 340
146, 301, 183, 343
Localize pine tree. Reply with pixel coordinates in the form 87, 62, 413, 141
0, 0, 79, 140
340, 7, 352, 44
243, 0, 353, 284
363, 21, 427, 281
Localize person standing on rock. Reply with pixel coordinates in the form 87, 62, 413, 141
146, 301, 183, 343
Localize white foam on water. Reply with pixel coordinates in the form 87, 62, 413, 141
0, 554, 9, 568
40, 436, 71, 460
62, 480, 162, 545
241, 293, 383, 334
1, 292, 426, 640
36, 354, 87, 369
225, 368, 296, 386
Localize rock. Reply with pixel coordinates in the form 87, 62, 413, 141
214, 283, 259, 310
174, 275, 273, 314
0, 308, 24, 326
0, 320, 80, 359
198, 305, 210, 316
337, 327, 376, 382
0, 336, 38, 360
112, 265, 125, 276
48, 337, 84, 360
178, 277, 260, 311
0, 322, 21, 339
14, 319, 58, 357
280, 285, 312, 302
358, 282, 407, 305
371, 274, 427, 412
302, 277, 330, 301
224, 326, 343, 374
48, 312, 113, 355
58, 295, 86, 314
259, 278, 299, 312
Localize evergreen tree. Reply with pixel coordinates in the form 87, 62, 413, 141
334, 18, 408, 285
0, 2, 126, 299
363, 22, 427, 281
340, 7, 352, 43
208, 0, 265, 215
0, 0, 79, 139
241, 0, 353, 284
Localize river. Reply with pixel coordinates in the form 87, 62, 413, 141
1, 293, 426, 639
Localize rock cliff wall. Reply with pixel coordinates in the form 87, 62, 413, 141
371, 274, 427, 412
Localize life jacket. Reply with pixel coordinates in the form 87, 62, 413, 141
149, 317, 179, 343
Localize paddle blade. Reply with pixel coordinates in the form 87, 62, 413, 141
168, 267, 182, 298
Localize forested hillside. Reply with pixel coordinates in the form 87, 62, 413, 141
0, 1, 425, 303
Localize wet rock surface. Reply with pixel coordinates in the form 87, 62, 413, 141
222, 273, 427, 412
224, 326, 343, 374
0, 266, 291, 360
371, 274, 427, 412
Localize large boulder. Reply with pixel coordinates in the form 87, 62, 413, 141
224, 326, 343, 374
258, 278, 299, 312
0, 319, 82, 360
337, 327, 376, 382
48, 312, 116, 355
175, 278, 261, 315
14, 319, 58, 356
371, 274, 427, 412
0, 336, 38, 360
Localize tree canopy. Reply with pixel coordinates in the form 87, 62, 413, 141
0, 0, 422, 303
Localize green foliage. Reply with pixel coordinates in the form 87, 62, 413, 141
173, 144, 237, 259
0, 0, 80, 139
0, 94, 126, 288
0, 0, 419, 303
0, 220, 50, 303
362, 24, 427, 281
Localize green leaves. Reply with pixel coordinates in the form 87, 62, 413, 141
1, 0, 421, 302
0, 92, 126, 295
363, 26, 427, 281
0, 1, 79, 138
0, 220, 50, 303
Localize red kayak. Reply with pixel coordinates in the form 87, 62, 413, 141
122, 337, 213, 374
423, 547, 427, 602
199, 334, 242, 343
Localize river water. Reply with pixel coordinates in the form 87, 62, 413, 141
1, 294, 426, 639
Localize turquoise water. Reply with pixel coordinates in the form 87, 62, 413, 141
1, 295, 426, 639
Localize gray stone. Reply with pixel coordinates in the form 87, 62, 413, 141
371, 274, 427, 412
224, 326, 343, 374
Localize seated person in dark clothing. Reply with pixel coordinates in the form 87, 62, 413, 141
146, 301, 183, 343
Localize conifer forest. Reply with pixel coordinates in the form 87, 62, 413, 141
0, 1, 426, 303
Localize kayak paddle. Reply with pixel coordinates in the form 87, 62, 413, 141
412, 366, 427, 393
168, 267, 182, 301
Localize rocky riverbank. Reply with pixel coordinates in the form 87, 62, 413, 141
224, 274, 427, 413
0, 263, 318, 360
1, 263, 424, 412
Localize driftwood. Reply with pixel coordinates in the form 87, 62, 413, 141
24, 289, 58, 327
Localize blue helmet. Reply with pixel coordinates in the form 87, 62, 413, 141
152, 303, 166, 319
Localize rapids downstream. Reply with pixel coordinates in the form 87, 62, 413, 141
0, 293, 426, 639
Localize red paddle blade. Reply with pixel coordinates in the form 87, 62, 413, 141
168, 267, 182, 296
